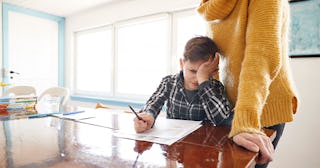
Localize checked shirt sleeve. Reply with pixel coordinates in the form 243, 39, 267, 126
140, 75, 172, 118
198, 79, 232, 125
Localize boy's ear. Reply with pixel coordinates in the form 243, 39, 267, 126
215, 52, 220, 58
179, 58, 184, 70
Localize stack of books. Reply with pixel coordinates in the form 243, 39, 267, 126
0, 96, 37, 119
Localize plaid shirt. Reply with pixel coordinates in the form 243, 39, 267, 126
140, 71, 233, 126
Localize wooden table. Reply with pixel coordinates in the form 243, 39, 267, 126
0, 113, 270, 168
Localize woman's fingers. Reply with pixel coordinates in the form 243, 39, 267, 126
233, 132, 274, 164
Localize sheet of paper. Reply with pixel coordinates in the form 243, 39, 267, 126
134, 118, 202, 139
113, 117, 202, 145
52, 107, 98, 120
78, 110, 125, 129
53, 108, 133, 129
51, 107, 202, 145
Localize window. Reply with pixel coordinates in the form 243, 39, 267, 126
116, 15, 169, 99
173, 10, 207, 72
75, 27, 113, 97
73, 9, 207, 103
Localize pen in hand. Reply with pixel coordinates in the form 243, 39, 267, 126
128, 105, 143, 120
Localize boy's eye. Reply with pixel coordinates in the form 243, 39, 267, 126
190, 70, 197, 73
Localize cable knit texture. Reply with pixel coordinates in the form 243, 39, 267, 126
198, 0, 299, 137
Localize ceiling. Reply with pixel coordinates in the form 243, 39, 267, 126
3, 0, 126, 17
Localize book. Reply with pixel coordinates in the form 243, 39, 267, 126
0, 96, 38, 119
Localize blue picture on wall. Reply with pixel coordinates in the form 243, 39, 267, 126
289, 0, 320, 56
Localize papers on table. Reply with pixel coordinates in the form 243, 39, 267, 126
52, 108, 128, 129
73, 109, 126, 129
52, 108, 202, 145
113, 117, 202, 145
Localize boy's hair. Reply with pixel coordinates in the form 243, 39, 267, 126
183, 36, 219, 62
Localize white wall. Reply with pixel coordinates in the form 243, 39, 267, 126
65, 0, 320, 167
269, 57, 320, 168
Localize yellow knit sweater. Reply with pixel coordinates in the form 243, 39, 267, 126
198, 0, 298, 137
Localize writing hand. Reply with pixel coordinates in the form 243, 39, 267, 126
133, 113, 155, 133
232, 132, 274, 164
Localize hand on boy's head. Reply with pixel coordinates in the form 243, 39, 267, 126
133, 113, 155, 133
197, 53, 220, 83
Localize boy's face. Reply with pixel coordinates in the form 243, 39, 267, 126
180, 58, 206, 91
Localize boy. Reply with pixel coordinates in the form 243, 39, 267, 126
134, 36, 233, 133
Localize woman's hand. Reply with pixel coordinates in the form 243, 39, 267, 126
233, 132, 274, 164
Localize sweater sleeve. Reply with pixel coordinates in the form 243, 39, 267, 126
229, 0, 285, 137
197, 0, 238, 21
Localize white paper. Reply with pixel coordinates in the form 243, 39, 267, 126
113, 117, 202, 145
52, 108, 114, 120
52, 108, 202, 145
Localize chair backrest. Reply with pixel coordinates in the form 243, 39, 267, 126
3, 85, 36, 97
38, 87, 70, 106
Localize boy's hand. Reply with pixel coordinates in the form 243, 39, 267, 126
133, 113, 155, 133
197, 52, 219, 84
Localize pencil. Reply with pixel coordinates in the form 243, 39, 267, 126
128, 105, 143, 120
63, 110, 85, 116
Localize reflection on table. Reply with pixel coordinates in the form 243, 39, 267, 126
0, 113, 270, 168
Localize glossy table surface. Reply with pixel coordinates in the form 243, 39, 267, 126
0, 113, 265, 168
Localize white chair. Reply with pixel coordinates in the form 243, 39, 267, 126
38, 87, 70, 106
3, 85, 36, 97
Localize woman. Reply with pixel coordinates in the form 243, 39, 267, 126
197, 0, 299, 167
